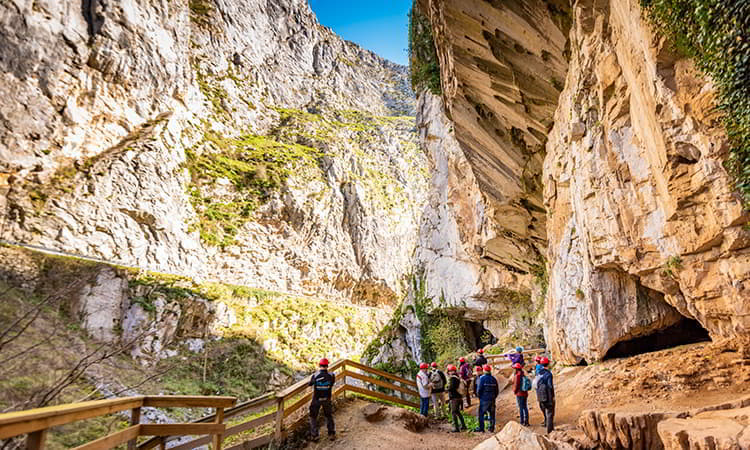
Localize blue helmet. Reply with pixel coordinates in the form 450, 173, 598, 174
516, 346, 523, 353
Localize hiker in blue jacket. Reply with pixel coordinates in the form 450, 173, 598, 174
536, 357, 555, 433
473, 364, 499, 433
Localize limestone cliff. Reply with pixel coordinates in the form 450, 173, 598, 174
0, 0, 427, 305
543, 0, 750, 363
417, 0, 750, 364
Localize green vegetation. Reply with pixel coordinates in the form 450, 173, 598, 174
662, 254, 683, 278
640, 0, 750, 204
531, 259, 549, 299
408, 6, 441, 95
218, 290, 385, 371
185, 124, 322, 247
189, 0, 215, 27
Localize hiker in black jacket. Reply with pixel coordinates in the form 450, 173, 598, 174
445, 364, 467, 433
473, 348, 488, 367
309, 358, 336, 441
535, 357, 555, 433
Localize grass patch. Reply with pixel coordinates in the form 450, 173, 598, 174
641, 0, 750, 204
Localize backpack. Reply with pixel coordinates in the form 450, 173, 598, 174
431, 371, 446, 390
536, 371, 553, 402
521, 374, 532, 392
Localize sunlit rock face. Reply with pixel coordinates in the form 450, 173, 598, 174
543, 0, 750, 363
418, 0, 572, 272
415, 92, 537, 336
421, 0, 750, 364
0, 0, 426, 305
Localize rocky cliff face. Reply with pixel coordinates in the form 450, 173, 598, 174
414, 92, 540, 342
0, 0, 426, 305
418, 0, 750, 364
543, 0, 750, 363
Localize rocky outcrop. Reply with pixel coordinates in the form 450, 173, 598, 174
474, 421, 575, 450
658, 407, 750, 450
418, 0, 573, 272
415, 92, 539, 335
543, 0, 750, 363
418, 0, 750, 364
0, 0, 425, 306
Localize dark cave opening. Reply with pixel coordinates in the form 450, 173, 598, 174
463, 321, 496, 350
603, 318, 711, 360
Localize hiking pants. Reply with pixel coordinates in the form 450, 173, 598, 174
431, 392, 445, 417
461, 379, 472, 407
420, 396, 430, 417
477, 399, 496, 432
309, 398, 334, 437
516, 396, 529, 425
450, 399, 465, 431
540, 401, 555, 433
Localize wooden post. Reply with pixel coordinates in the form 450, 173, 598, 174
26, 429, 47, 450
274, 397, 285, 443
212, 407, 224, 450
158, 440, 166, 450
127, 407, 141, 450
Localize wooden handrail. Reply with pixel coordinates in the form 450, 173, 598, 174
0, 358, 424, 450
0, 396, 235, 448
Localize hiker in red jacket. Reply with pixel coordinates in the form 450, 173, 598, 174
512, 362, 529, 426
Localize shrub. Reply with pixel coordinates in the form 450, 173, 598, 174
408, 6, 441, 95
640, 0, 750, 204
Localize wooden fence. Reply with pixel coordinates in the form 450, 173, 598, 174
0, 359, 419, 450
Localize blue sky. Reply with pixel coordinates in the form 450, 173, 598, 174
309, 0, 411, 66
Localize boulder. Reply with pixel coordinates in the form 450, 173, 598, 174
658, 407, 750, 450
473, 421, 575, 450
362, 404, 388, 423
398, 409, 429, 433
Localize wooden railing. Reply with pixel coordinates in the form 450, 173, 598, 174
0, 396, 235, 450
484, 347, 546, 372
0, 359, 419, 450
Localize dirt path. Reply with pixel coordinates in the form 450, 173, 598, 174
300, 398, 486, 450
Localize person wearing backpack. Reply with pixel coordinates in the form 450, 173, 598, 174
473, 364, 499, 432
536, 357, 555, 433
512, 362, 530, 426
446, 364, 467, 433
459, 357, 472, 407
429, 362, 447, 417
308, 358, 336, 441
416, 363, 432, 417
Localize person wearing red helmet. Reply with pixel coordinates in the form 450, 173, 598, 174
473, 365, 499, 432
308, 358, 335, 441
536, 357, 555, 433
445, 364, 467, 432
458, 357, 472, 408
416, 362, 432, 417
512, 361, 530, 426
429, 362, 447, 417
473, 349, 488, 368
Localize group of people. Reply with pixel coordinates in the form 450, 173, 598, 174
415, 347, 556, 434
306, 348, 556, 441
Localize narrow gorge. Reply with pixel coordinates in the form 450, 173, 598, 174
1, 0, 748, 448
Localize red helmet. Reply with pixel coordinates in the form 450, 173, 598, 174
447, 364, 457, 371
319, 358, 329, 367
477, 349, 484, 354
459, 357, 466, 363
419, 362, 428, 369
483, 364, 492, 372
476, 366, 483, 372
512, 363, 522, 369
534, 356, 542, 362
431, 362, 438, 368
540, 357, 550, 365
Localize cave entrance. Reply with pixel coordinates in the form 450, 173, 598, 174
603, 317, 710, 360
463, 321, 496, 350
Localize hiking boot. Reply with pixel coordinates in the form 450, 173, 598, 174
461, 425, 468, 431
450, 429, 461, 433
488, 428, 495, 433
473, 428, 484, 433
328, 434, 336, 441
310, 435, 320, 442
